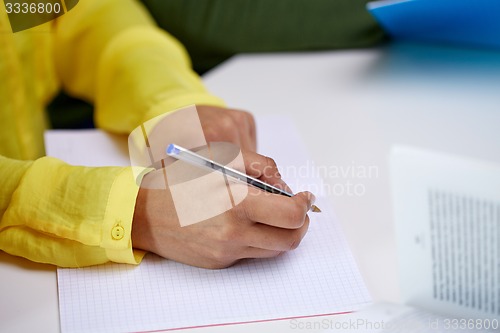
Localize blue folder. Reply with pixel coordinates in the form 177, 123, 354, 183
367, 0, 500, 49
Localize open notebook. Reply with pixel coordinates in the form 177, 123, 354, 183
46, 115, 370, 333
391, 146, 500, 321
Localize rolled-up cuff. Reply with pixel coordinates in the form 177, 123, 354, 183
101, 166, 149, 264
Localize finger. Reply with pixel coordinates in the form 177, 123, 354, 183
242, 215, 310, 252
241, 151, 291, 191
241, 189, 314, 229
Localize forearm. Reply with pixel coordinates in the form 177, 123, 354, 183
0, 155, 145, 267
54, 0, 224, 134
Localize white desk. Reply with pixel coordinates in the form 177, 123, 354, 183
203, 42, 500, 303
2, 43, 500, 332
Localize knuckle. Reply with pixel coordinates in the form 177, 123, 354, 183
219, 114, 236, 131
233, 110, 248, 123
287, 232, 303, 250
287, 204, 306, 227
265, 157, 278, 169
243, 110, 255, 122
237, 110, 255, 126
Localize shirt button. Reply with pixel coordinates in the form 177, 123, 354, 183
111, 224, 125, 240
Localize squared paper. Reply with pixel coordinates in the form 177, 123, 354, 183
48, 116, 371, 333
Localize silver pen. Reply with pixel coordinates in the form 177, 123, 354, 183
166, 143, 321, 213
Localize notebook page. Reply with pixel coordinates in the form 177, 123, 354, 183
51, 116, 371, 333
45, 130, 130, 167
391, 146, 500, 320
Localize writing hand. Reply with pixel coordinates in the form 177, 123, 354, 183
131, 151, 313, 269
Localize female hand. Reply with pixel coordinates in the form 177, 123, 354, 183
131, 151, 314, 269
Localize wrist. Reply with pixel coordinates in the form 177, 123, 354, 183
131, 187, 151, 253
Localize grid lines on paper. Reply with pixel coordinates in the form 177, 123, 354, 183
57, 198, 370, 333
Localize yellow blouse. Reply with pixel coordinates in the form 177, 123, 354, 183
0, 0, 225, 267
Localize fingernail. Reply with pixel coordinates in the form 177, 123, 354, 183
308, 192, 316, 207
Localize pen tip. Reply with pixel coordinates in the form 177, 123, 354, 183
311, 205, 321, 213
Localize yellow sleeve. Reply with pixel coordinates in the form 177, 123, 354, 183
54, 0, 225, 133
0, 155, 146, 267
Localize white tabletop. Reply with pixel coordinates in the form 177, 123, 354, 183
202, 42, 500, 303
2, 42, 499, 333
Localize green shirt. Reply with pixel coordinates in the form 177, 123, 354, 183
141, 0, 386, 74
